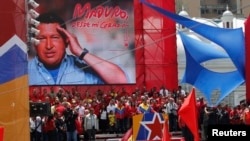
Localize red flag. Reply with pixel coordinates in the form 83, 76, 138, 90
162, 118, 171, 141
178, 87, 199, 141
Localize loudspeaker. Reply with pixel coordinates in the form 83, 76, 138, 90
30, 102, 51, 117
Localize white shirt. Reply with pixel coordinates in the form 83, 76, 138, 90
177, 89, 186, 97
107, 104, 117, 113
75, 105, 85, 117
30, 116, 43, 133
100, 110, 108, 120
166, 102, 178, 114
159, 89, 169, 96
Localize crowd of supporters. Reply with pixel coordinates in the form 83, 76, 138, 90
29, 85, 250, 141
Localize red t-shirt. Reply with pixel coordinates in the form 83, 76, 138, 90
244, 111, 250, 125
45, 119, 56, 131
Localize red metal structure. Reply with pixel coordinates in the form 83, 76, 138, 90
245, 15, 250, 104
0, 1, 178, 139
134, 0, 178, 91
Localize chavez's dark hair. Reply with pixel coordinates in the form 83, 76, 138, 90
36, 12, 66, 29
34, 13, 67, 42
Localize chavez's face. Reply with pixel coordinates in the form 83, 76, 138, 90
35, 23, 66, 68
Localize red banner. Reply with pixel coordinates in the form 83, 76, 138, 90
245, 15, 250, 104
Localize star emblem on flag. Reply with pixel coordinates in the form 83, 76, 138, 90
140, 113, 165, 140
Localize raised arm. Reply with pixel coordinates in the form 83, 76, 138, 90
57, 26, 128, 84
82, 52, 128, 83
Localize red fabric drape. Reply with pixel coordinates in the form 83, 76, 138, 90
0, 1, 15, 46
245, 15, 250, 104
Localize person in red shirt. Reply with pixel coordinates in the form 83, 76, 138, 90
150, 98, 161, 112
44, 115, 57, 141
91, 100, 101, 119
243, 106, 250, 125
152, 91, 159, 101
126, 101, 138, 129
30, 88, 43, 102
119, 87, 130, 99
229, 106, 241, 124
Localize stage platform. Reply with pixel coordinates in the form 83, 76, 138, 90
170, 131, 185, 141
79, 133, 124, 141
80, 131, 185, 141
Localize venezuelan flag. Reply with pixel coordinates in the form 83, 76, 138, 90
0, 35, 29, 141
133, 113, 165, 141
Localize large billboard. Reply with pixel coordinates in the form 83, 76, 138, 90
28, 0, 135, 85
